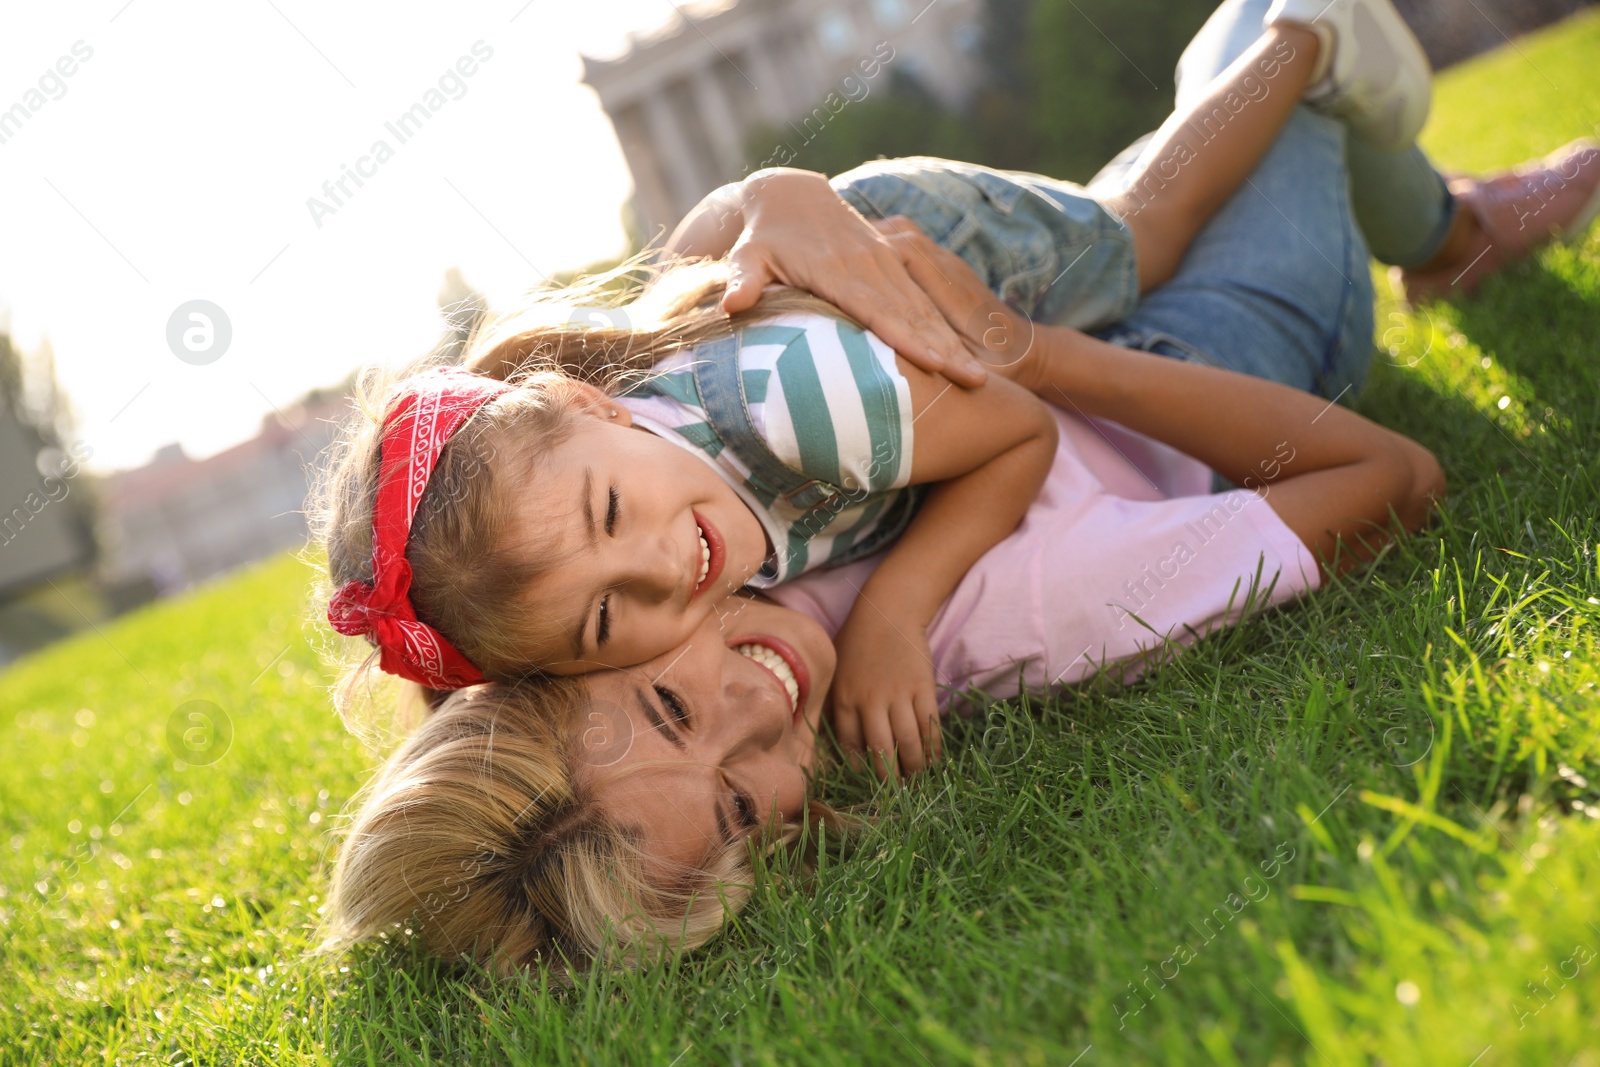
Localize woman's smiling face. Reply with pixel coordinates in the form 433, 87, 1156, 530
575, 597, 835, 877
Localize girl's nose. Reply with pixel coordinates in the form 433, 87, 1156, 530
624, 534, 685, 599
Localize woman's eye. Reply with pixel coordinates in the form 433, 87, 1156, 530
655, 685, 688, 727
605, 486, 619, 536
734, 789, 757, 831
596, 595, 612, 646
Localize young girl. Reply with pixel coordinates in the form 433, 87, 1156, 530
321, 0, 1431, 775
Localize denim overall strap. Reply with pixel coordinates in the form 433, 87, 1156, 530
689, 334, 844, 511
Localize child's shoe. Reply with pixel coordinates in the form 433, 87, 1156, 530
1265, 0, 1432, 150
1395, 138, 1600, 302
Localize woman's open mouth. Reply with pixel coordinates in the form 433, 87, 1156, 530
731, 635, 810, 722
692, 510, 725, 598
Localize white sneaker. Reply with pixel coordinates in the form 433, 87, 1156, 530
1265, 0, 1433, 151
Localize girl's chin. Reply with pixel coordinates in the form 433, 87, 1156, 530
735, 514, 774, 584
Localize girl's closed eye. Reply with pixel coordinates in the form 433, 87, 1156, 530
594, 487, 621, 648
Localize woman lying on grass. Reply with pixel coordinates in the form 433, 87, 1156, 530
319, 0, 1442, 775
322, 0, 1600, 974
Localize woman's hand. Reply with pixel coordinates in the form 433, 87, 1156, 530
870, 216, 1045, 393
669, 168, 989, 386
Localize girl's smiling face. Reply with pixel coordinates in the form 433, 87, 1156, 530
574, 597, 834, 876
508, 395, 770, 675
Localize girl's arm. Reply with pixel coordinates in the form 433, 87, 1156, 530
830, 360, 1058, 779
874, 218, 1446, 577
666, 168, 988, 385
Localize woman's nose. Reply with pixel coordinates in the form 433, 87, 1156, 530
722, 672, 790, 756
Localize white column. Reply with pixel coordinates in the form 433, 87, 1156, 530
641, 90, 705, 222
692, 66, 745, 179
741, 36, 789, 124
613, 110, 677, 243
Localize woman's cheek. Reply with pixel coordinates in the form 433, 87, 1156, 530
786, 773, 810, 820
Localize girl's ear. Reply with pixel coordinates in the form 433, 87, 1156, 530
569, 380, 634, 428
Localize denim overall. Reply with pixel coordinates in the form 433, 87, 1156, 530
677, 332, 923, 578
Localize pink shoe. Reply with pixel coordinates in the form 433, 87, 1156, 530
1396, 138, 1600, 302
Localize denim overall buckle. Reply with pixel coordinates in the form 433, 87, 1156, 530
779, 479, 841, 511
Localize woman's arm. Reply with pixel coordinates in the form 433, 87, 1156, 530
666, 168, 989, 386
867, 363, 1059, 629
873, 217, 1446, 578
1023, 328, 1444, 575
830, 361, 1058, 779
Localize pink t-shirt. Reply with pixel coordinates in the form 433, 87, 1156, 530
765, 406, 1321, 709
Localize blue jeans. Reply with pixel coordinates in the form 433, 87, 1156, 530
1087, 0, 1457, 400
1157, 0, 1458, 271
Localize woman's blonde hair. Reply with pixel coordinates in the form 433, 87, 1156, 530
312, 256, 848, 705
324, 679, 756, 974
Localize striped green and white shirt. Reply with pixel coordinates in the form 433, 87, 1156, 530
618, 310, 922, 587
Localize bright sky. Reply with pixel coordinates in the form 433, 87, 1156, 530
0, 0, 681, 472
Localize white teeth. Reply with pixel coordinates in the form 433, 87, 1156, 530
696, 527, 710, 586
733, 643, 799, 713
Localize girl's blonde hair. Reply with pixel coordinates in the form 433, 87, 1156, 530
323, 679, 755, 974
466, 255, 855, 388
313, 256, 847, 706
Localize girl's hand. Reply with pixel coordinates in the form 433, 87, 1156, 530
715, 169, 990, 387
870, 216, 1044, 394
829, 608, 943, 780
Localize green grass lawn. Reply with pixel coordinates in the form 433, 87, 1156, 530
5, 12, 1600, 1065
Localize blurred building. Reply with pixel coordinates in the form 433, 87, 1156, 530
98, 394, 347, 597
95, 273, 481, 603
583, 0, 983, 241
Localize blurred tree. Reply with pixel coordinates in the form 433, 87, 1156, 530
0, 333, 74, 452
737, 0, 1218, 184
0, 327, 98, 642
434, 266, 486, 364
1027, 0, 1217, 182
966, 0, 1041, 169
743, 68, 982, 180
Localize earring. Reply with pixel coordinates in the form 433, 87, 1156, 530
607, 408, 620, 419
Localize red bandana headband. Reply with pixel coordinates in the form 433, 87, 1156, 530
327, 366, 513, 690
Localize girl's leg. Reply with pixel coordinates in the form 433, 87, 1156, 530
1108, 25, 1324, 292
1096, 0, 1459, 274
1345, 137, 1458, 268
1090, 0, 1377, 399
1096, 109, 1375, 400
